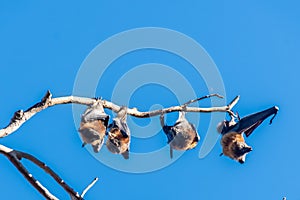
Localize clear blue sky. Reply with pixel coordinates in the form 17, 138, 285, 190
0, 1, 299, 199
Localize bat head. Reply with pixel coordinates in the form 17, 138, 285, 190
106, 137, 122, 154
91, 140, 104, 153
234, 142, 252, 164
106, 125, 130, 159
106, 136, 130, 159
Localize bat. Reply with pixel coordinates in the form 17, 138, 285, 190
217, 106, 279, 163
78, 101, 109, 153
160, 111, 200, 158
106, 106, 130, 159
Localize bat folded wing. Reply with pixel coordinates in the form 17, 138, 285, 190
230, 106, 279, 137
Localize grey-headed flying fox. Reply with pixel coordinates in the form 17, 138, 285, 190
160, 111, 200, 158
217, 106, 279, 163
78, 102, 109, 153
106, 106, 131, 159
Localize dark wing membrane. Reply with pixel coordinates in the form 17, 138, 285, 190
102, 115, 109, 128
229, 106, 278, 137
190, 123, 200, 142
162, 125, 175, 143
244, 121, 263, 137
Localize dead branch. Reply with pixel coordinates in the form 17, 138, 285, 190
0, 144, 59, 200
0, 90, 239, 138
0, 144, 97, 200
80, 177, 99, 198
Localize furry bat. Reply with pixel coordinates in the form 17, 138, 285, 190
78, 102, 109, 153
217, 106, 279, 163
106, 106, 130, 159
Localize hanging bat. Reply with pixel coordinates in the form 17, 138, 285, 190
160, 111, 200, 158
78, 101, 109, 153
217, 106, 279, 163
106, 106, 130, 159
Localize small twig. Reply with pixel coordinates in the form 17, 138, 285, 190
80, 177, 99, 198
0, 91, 240, 138
226, 95, 240, 118
227, 95, 240, 110
0, 144, 59, 200
182, 93, 224, 107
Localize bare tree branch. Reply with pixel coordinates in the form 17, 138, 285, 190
0, 144, 98, 200
0, 144, 59, 200
80, 177, 99, 198
0, 90, 239, 138
19, 151, 81, 199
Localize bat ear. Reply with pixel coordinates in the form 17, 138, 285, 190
238, 159, 245, 164
121, 149, 129, 159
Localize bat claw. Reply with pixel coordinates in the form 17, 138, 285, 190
93, 97, 102, 100
269, 106, 279, 124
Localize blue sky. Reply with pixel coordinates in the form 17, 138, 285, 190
0, 1, 299, 199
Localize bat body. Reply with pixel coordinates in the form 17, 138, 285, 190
161, 111, 200, 158
106, 107, 130, 159
78, 102, 109, 153
218, 106, 279, 163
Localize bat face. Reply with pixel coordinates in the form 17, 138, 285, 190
218, 106, 278, 163
106, 107, 130, 159
161, 112, 200, 158
78, 102, 109, 153
106, 127, 130, 159
221, 132, 252, 163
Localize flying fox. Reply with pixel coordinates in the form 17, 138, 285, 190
78, 101, 109, 153
106, 106, 131, 159
160, 111, 200, 158
217, 106, 279, 163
